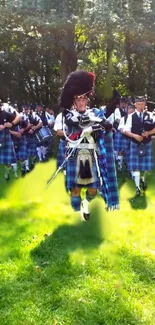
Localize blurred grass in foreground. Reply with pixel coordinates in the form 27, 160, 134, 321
0, 156, 155, 325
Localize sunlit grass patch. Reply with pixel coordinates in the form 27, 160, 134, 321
0, 158, 155, 325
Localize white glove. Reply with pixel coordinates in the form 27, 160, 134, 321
88, 113, 102, 123
81, 126, 93, 137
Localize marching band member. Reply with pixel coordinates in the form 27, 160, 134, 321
24, 106, 42, 171
0, 104, 17, 180
118, 102, 135, 171
45, 107, 55, 157
60, 70, 119, 220
10, 112, 30, 177
2, 102, 21, 126
124, 96, 155, 195
113, 97, 128, 171
36, 105, 52, 161
45, 107, 55, 128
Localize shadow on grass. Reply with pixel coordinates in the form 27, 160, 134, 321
31, 203, 105, 265
128, 192, 148, 210
0, 207, 153, 324
0, 231, 151, 324
0, 202, 40, 261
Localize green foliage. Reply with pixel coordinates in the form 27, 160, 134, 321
0, 0, 155, 104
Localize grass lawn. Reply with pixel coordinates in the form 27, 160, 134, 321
0, 147, 155, 325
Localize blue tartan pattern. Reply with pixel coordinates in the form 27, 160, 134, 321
26, 134, 37, 157
128, 141, 154, 171
66, 149, 101, 190
15, 136, 28, 161
0, 129, 16, 164
114, 130, 125, 151
98, 131, 119, 208
123, 137, 131, 169
57, 139, 66, 168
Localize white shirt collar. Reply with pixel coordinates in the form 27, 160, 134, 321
136, 109, 143, 117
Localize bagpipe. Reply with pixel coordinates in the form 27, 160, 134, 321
46, 87, 121, 189
46, 110, 113, 190
146, 101, 155, 112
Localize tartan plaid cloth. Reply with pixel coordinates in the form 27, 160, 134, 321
123, 137, 131, 169
114, 130, 125, 152
128, 141, 154, 171
26, 134, 37, 157
15, 135, 28, 161
98, 131, 119, 209
57, 139, 66, 168
65, 149, 101, 190
0, 129, 16, 164
65, 131, 119, 210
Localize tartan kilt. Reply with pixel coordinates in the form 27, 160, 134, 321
15, 135, 28, 161
123, 137, 131, 168
65, 148, 101, 190
114, 130, 125, 152
26, 134, 37, 157
0, 129, 16, 164
98, 132, 119, 208
57, 139, 66, 168
128, 141, 154, 171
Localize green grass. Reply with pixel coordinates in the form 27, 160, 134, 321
0, 155, 155, 325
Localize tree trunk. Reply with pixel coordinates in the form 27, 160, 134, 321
125, 31, 135, 94
60, 24, 77, 83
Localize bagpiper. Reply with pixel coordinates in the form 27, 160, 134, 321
124, 96, 155, 195
59, 70, 119, 220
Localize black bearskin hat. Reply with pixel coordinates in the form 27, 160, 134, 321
60, 70, 95, 109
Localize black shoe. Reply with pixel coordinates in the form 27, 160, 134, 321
140, 180, 147, 191
136, 187, 141, 196
21, 168, 26, 177
118, 166, 122, 172
31, 163, 35, 170
42, 157, 48, 162
83, 213, 90, 221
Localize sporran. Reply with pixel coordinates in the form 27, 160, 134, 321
76, 148, 95, 185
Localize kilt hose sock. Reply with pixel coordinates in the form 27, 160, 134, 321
117, 155, 123, 170
132, 171, 140, 189
141, 171, 146, 182
4, 165, 11, 177
71, 196, 81, 211
12, 163, 18, 177
86, 191, 96, 202
25, 159, 29, 170
37, 147, 42, 161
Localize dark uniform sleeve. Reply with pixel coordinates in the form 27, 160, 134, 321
65, 110, 80, 127
0, 111, 15, 124
5, 112, 16, 123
